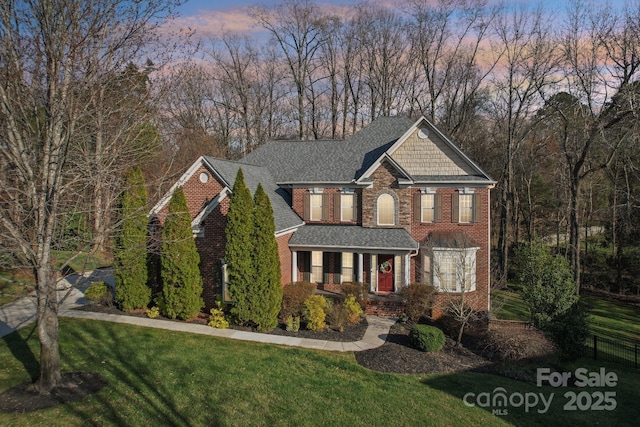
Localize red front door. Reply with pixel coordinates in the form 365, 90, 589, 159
377, 255, 394, 292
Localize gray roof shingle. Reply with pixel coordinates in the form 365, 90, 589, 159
243, 116, 415, 183
288, 225, 418, 251
203, 157, 303, 233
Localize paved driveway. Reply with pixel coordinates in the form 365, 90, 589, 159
0, 268, 113, 338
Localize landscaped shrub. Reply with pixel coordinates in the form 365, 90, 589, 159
544, 301, 589, 361
160, 188, 204, 320
208, 302, 230, 329
280, 281, 316, 320
409, 324, 446, 352
399, 283, 435, 322
84, 282, 112, 305
303, 294, 328, 331
343, 294, 363, 325
326, 300, 348, 332
113, 167, 151, 312
340, 281, 369, 309
479, 328, 552, 362
146, 306, 160, 318
285, 315, 300, 332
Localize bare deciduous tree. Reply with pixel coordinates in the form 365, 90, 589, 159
0, 0, 180, 393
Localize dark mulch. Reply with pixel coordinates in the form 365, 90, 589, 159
0, 371, 108, 414
355, 323, 492, 375
75, 303, 552, 379
75, 303, 368, 342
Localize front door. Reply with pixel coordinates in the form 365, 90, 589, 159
377, 255, 394, 292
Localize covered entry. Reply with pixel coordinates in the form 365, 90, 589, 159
289, 225, 418, 293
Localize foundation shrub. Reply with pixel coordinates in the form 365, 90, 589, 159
280, 281, 316, 320
340, 281, 369, 309
400, 283, 435, 322
84, 281, 112, 306
285, 315, 300, 332
409, 324, 445, 352
208, 301, 229, 329
303, 294, 328, 331
326, 300, 348, 332
343, 295, 363, 325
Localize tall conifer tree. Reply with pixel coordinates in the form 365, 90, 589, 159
225, 169, 255, 324
252, 184, 283, 331
160, 188, 204, 319
114, 168, 151, 311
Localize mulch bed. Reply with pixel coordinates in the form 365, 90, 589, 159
0, 371, 108, 414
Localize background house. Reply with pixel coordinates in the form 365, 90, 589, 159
151, 116, 495, 318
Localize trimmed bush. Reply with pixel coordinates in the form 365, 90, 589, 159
113, 167, 151, 311
84, 282, 112, 305
251, 184, 282, 331
160, 188, 204, 320
281, 281, 316, 320
409, 324, 446, 352
285, 315, 300, 332
208, 302, 230, 329
146, 306, 160, 318
340, 281, 369, 309
303, 294, 328, 331
400, 283, 435, 322
343, 295, 363, 325
326, 300, 348, 332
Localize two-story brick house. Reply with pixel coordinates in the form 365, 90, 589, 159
151, 116, 495, 318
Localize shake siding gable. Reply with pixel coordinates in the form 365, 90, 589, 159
390, 127, 477, 176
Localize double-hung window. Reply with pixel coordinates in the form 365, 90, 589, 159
421, 194, 435, 222
459, 194, 474, 223
341, 252, 354, 283
310, 194, 323, 221
311, 251, 323, 283
341, 193, 354, 222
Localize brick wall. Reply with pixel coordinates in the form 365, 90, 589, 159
291, 187, 362, 224
277, 232, 293, 285
196, 197, 229, 310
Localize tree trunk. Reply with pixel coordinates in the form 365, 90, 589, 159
569, 174, 581, 294
35, 265, 61, 393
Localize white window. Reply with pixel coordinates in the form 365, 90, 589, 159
311, 251, 323, 283
459, 194, 474, 223
377, 193, 395, 225
341, 252, 353, 283
310, 194, 323, 221
421, 194, 435, 222
432, 248, 477, 292
341, 194, 354, 222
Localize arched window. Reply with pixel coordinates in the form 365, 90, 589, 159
377, 193, 395, 225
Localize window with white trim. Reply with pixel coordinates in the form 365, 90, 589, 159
421, 194, 435, 222
310, 194, 323, 221
311, 251, 323, 283
341, 252, 354, 283
377, 193, 395, 225
341, 194, 354, 222
432, 248, 477, 292
459, 194, 474, 223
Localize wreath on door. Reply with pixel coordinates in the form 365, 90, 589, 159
379, 260, 392, 274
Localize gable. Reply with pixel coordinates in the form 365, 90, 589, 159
390, 126, 478, 177
150, 157, 226, 224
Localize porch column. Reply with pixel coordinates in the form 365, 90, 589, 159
291, 250, 297, 283
357, 252, 363, 283
404, 253, 410, 287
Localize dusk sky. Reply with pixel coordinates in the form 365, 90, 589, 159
174, 0, 630, 38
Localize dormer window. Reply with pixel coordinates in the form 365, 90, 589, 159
377, 193, 395, 225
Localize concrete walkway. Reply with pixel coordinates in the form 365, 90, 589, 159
1, 269, 397, 352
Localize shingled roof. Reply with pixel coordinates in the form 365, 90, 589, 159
203, 157, 304, 234
243, 116, 415, 184
289, 225, 418, 251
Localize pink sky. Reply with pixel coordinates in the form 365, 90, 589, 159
174, 0, 629, 39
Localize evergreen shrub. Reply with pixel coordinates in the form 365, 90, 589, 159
303, 294, 328, 331
409, 324, 446, 352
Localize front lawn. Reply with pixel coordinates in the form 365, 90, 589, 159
1, 318, 637, 426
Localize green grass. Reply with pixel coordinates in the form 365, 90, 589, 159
51, 250, 112, 274
1, 319, 638, 426
0, 271, 33, 306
